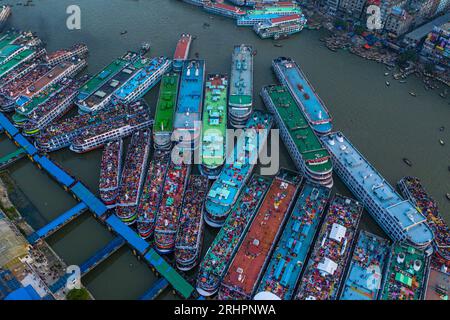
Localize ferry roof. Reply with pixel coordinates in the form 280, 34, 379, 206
174, 59, 205, 130
239, 13, 281, 21
247, 7, 301, 15
0, 45, 21, 64
221, 170, 301, 298
207, 2, 246, 14
229, 45, 252, 108
174, 34, 191, 60
16, 82, 62, 115
22, 62, 72, 99
153, 73, 179, 133
264, 85, 332, 174
273, 57, 332, 133
322, 132, 434, 245
270, 14, 301, 24
201, 74, 228, 167
0, 49, 34, 78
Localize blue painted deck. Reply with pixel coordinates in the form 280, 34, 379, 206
34, 156, 75, 188
13, 133, 38, 156
70, 182, 107, 218
105, 215, 150, 254
28, 202, 87, 244
139, 278, 169, 300
0, 112, 19, 137
79, 236, 125, 274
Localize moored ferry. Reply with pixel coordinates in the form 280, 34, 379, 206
23, 77, 85, 136
113, 56, 171, 103
0, 5, 11, 29
380, 242, 430, 300
340, 231, 391, 300
253, 14, 307, 39
69, 101, 152, 153
229, 45, 253, 128
218, 169, 302, 300
398, 176, 450, 261
204, 111, 273, 228
256, 182, 331, 300
0, 47, 41, 79
46, 43, 89, 66
173, 34, 192, 72
262, 85, 333, 187
175, 175, 208, 271
99, 139, 123, 208
272, 57, 333, 135
115, 129, 151, 225
153, 73, 179, 150
322, 132, 434, 251
173, 59, 205, 151
425, 255, 449, 300
153, 151, 191, 253
200, 74, 228, 179
203, 2, 247, 19
196, 174, 272, 296
294, 194, 363, 300
136, 150, 171, 239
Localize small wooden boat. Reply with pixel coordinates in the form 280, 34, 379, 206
439, 139, 445, 146
120, 30, 128, 35
409, 91, 416, 97
446, 193, 450, 201
402, 158, 412, 167
385, 81, 390, 87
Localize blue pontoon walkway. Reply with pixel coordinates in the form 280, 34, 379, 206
28, 203, 88, 244
139, 278, 169, 300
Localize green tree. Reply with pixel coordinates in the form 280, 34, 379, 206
397, 50, 418, 66
66, 288, 90, 300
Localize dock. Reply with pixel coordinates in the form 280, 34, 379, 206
139, 278, 169, 300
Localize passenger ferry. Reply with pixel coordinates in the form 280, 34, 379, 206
340, 231, 391, 300
380, 242, 430, 300
200, 74, 228, 179
0, 47, 41, 80
23, 77, 85, 136
69, 101, 152, 153
253, 14, 306, 39
0, 5, 11, 29
204, 111, 273, 228
256, 182, 331, 300
218, 169, 302, 300
115, 129, 151, 225
173, 59, 205, 151
46, 43, 89, 66
136, 150, 171, 239
153, 73, 179, 150
197, 174, 272, 296
398, 176, 450, 261
173, 34, 192, 72
229, 45, 253, 128
237, 3, 302, 26
175, 175, 208, 271
99, 140, 123, 208
294, 194, 363, 300
272, 57, 333, 134
153, 151, 191, 253
322, 132, 434, 251
203, 2, 247, 19
262, 85, 333, 187
113, 56, 171, 103
77, 52, 148, 113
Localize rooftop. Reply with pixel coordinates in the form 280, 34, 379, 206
153, 73, 179, 133
229, 45, 253, 107
404, 13, 450, 42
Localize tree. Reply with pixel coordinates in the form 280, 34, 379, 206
66, 288, 90, 300
397, 49, 418, 66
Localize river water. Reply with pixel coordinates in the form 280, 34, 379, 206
0, 0, 449, 299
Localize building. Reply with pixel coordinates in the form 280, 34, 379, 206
436, 0, 450, 14
0, 269, 21, 300
378, 0, 408, 26
322, 0, 341, 15
339, 0, 367, 18
403, 12, 450, 47
384, 7, 414, 37
421, 23, 450, 70
0, 211, 29, 268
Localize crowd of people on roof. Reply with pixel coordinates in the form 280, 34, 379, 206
197, 176, 271, 292
153, 155, 190, 250
116, 129, 151, 212
99, 140, 123, 203
295, 196, 362, 300
0, 64, 49, 100
175, 175, 208, 267
136, 150, 171, 236
400, 177, 450, 257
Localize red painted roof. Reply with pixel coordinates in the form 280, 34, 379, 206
174, 34, 192, 60
270, 14, 300, 24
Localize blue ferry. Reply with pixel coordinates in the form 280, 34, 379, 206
114, 56, 171, 103
321, 132, 434, 252
173, 59, 205, 150
339, 231, 391, 300
204, 111, 273, 228
256, 182, 331, 300
272, 57, 333, 135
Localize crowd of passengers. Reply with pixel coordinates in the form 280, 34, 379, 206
99, 140, 122, 193
0, 64, 50, 98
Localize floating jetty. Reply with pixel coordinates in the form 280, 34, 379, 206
204, 111, 273, 227
340, 231, 391, 300
322, 132, 434, 251
173, 34, 193, 72
153, 73, 179, 150
256, 182, 331, 300
272, 57, 333, 135
196, 174, 272, 297
398, 176, 450, 261
99, 140, 123, 208
136, 150, 171, 239
295, 194, 363, 300
200, 74, 228, 179
262, 85, 333, 187
218, 169, 302, 300
380, 242, 429, 300
115, 129, 151, 225
153, 152, 191, 253
229, 45, 253, 128
175, 175, 208, 271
